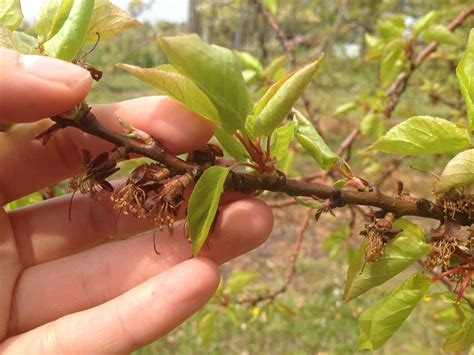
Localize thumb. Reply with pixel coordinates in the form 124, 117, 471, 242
0, 48, 92, 123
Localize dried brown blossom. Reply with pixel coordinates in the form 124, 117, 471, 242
360, 213, 398, 263
69, 148, 125, 198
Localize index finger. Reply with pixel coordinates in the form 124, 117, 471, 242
0, 96, 214, 204
0, 48, 92, 123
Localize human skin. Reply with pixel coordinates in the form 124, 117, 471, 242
0, 48, 273, 353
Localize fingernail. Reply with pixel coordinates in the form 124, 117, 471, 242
20, 55, 90, 85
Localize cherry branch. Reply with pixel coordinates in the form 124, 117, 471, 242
48, 110, 473, 227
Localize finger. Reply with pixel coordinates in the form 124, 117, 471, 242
0, 209, 22, 341
8, 198, 272, 334
3, 258, 219, 353
9, 183, 247, 266
0, 96, 214, 204
0, 48, 93, 123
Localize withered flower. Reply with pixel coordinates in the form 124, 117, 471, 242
69, 149, 124, 198
143, 173, 193, 232
112, 164, 170, 217
360, 214, 398, 263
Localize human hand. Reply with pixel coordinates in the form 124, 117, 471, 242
0, 48, 273, 353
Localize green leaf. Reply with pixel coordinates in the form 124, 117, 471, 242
242, 69, 259, 85
274, 301, 296, 317
35, 0, 73, 45
226, 271, 260, 294
14, 31, 38, 48
214, 127, 247, 161
365, 33, 384, 60
196, 312, 215, 348
117, 63, 219, 123
270, 121, 295, 160
293, 110, 339, 170
334, 101, 356, 116
436, 149, 474, 193
188, 166, 230, 255
360, 111, 377, 136
235, 50, 263, 73
157, 34, 252, 133
264, 55, 286, 80
262, 0, 278, 15
437, 294, 474, 352
253, 55, 323, 136
457, 29, 474, 129
377, 16, 405, 40
0, 25, 37, 54
43, 0, 95, 61
357, 272, 432, 350
412, 11, 438, 36
344, 219, 430, 302
85, 0, 140, 43
444, 316, 474, 352
380, 39, 404, 86
294, 197, 323, 209
369, 116, 471, 155
0, 0, 22, 31
423, 25, 458, 45
277, 149, 295, 175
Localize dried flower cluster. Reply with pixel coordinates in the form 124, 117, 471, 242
360, 213, 399, 263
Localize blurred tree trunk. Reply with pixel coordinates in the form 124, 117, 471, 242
188, 0, 201, 35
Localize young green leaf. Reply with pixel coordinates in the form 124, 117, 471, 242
264, 55, 286, 80
214, 127, 247, 161
35, 0, 73, 45
117, 63, 219, 123
436, 294, 474, 352
444, 314, 474, 352
360, 111, 377, 136
270, 121, 295, 160
226, 271, 260, 294
357, 272, 432, 350
436, 149, 474, 193
456, 29, 474, 129
423, 25, 458, 45
0, 0, 23, 31
273, 301, 296, 317
334, 101, 356, 116
0, 25, 37, 54
188, 166, 230, 255
277, 149, 295, 175
369, 116, 471, 155
294, 197, 323, 209
344, 219, 430, 302
85, 0, 140, 43
235, 50, 263, 73
293, 110, 339, 170
380, 39, 404, 86
157, 34, 252, 133
43, 0, 95, 61
412, 10, 438, 36
253, 55, 323, 136
377, 16, 405, 40
242, 69, 259, 85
